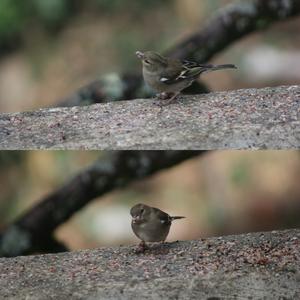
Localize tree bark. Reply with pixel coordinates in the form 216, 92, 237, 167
0, 229, 299, 299
1, 85, 299, 150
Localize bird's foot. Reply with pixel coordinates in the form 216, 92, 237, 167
154, 92, 180, 107
161, 92, 180, 106
156, 92, 172, 100
153, 99, 164, 108
134, 241, 149, 254
153, 93, 168, 107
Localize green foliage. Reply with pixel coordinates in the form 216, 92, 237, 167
0, 0, 170, 52
230, 160, 251, 186
31, 0, 72, 30
93, 0, 124, 11
0, 151, 24, 168
0, 0, 72, 50
93, 0, 168, 12
0, 0, 25, 38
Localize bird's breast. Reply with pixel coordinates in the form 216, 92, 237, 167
131, 219, 171, 242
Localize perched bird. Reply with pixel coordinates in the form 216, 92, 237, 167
130, 203, 185, 252
136, 50, 237, 105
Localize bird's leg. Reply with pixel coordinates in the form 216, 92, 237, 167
161, 92, 181, 106
156, 92, 171, 100
154, 92, 173, 106
135, 241, 148, 254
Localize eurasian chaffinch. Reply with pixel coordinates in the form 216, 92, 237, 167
130, 203, 185, 252
136, 50, 237, 105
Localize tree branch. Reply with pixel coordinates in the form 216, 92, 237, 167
1, 85, 299, 150
0, 229, 299, 298
0, 151, 204, 257
167, 0, 300, 61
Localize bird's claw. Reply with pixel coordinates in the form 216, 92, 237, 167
153, 99, 164, 108
154, 92, 180, 107
156, 92, 172, 100
134, 241, 149, 254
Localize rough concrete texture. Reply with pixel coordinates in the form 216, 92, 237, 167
0, 229, 299, 299
0, 85, 299, 150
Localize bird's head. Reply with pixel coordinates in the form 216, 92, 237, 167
135, 51, 167, 71
130, 203, 150, 224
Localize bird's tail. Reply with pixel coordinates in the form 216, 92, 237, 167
188, 63, 236, 78
204, 63, 237, 71
171, 216, 185, 221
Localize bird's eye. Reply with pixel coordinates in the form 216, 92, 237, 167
144, 60, 151, 64
140, 208, 144, 214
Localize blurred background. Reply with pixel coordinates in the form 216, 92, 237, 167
1, 151, 300, 250
0, 0, 300, 112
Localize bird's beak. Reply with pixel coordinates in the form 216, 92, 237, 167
135, 51, 145, 59
132, 216, 141, 224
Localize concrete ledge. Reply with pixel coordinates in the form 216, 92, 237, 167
0, 229, 299, 299
0, 85, 299, 150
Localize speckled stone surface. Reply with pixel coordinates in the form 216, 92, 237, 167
0, 85, 299, 149
0, 229, 299, 299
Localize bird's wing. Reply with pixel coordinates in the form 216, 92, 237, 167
182, 60, 201, 68
159, 59, 207, 85
182, 60, 216, 68
160, 58, 236, 85
183, 60, 237, 71
152, 208, 172, 226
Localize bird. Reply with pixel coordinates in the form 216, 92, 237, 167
136, 50, 237, 105
130, 203, 185, 252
